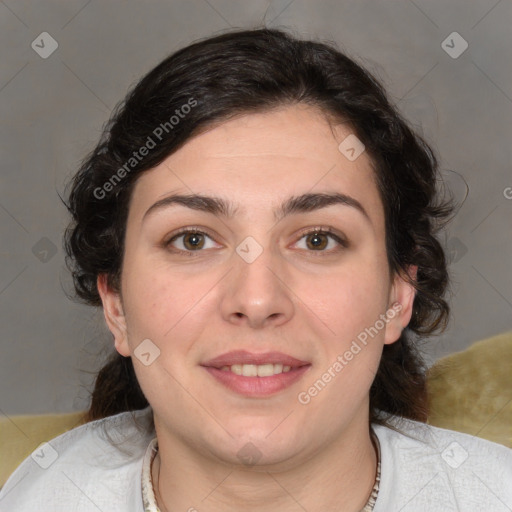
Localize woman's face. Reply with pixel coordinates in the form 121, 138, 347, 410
99, 104, 415, 469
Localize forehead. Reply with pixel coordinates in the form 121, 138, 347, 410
129, 104, 384, 226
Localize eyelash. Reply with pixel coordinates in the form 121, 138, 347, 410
163, 226, 348, 257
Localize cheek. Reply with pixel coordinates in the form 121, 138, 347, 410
121, 257, 207, 345
300, 272, 387, 412
121, 269, 212, 401
299, 256, 389, 341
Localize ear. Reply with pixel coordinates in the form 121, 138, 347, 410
97, 274, 131, 357
384, 265, 417, 345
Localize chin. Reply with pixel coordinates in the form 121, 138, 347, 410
215, 429, 304, 467
215, 444, 301, 471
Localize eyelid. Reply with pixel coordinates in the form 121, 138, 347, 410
165, 225, 216, 242
294, 225, 348, 246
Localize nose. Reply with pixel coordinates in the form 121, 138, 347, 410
220, 240, 295, 329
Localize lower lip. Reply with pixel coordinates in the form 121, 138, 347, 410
203, 365, 312, 397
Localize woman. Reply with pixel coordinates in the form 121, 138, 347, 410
1, 27, 510, 512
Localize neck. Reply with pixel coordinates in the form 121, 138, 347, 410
151, 415, 377, 512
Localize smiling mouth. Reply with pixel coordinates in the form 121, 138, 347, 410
202, 357, 312, 397
200, 350, 312, 396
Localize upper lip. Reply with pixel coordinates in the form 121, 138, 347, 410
201, 350, 311, 369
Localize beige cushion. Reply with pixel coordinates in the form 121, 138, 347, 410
427, 330, 512, 448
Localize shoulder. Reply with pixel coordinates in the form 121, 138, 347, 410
372, 416, 512, 511
0, 407, 155, 512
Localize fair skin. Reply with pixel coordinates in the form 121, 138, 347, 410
97, 104, 417, 512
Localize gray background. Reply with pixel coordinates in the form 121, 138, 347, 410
1, 0, 511, 415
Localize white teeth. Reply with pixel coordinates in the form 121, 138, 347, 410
257, 364, 275, 377
231, 364, 243, 375
219, 363, 293, 376
273, 363, 284, 374
242, 364, 258, 377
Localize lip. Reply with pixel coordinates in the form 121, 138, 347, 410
203, 365, 312, 397
201, 350, 310, 369
200, 350, 312, 398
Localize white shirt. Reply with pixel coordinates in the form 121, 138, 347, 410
1, 406, 511, 511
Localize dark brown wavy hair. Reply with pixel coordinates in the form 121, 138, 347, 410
63, 27, 455, 430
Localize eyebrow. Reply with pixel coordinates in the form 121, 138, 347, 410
142, 192, 371, 225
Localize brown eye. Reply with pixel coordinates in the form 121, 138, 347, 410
294, 228, 348, 254
182, 232, 205, 250
165, 229, 218, 254
305, 232, 329, 250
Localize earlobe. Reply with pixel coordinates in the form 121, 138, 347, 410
384, 265, 418, 345
96, 274, 131, 357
